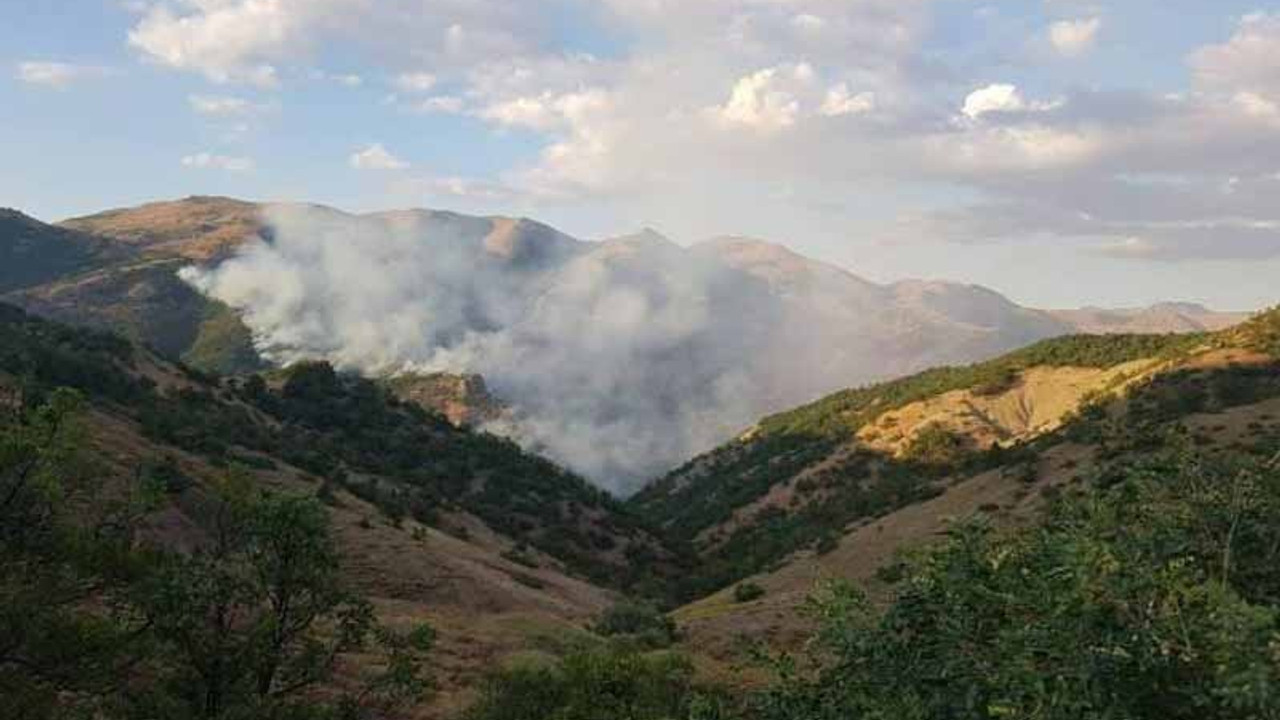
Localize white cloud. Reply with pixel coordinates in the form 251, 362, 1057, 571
392, 72, 437, 93
713, 64, 814, 131
820, 84, 875, 117
414, 95, 466, 114
181, 152, 255, 172
188, 94, 254, 116
962, 83, 1027, 118
1049, 17, 1101, 57
16, 61, 112, 88
350, 143, 409, 171
1191, 12, 1280, 100
123, 1, 1280, 266
127, 0, 553, 87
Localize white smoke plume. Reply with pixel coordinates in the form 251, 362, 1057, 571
180, 204, 1060, 494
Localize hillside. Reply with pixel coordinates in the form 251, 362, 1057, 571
0, 196, 1258, 486
0, 302, 682, 716
59, 195, 264, 262
636, 314, 1280, 602
0, 208, 133, 292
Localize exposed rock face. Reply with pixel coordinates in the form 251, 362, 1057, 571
386, 372, 507, 427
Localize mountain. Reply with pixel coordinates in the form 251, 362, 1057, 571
0, 197, 1258, 487
59, 195, 264, 262
0, 208, 133, 292
1048, 302, 1250, 334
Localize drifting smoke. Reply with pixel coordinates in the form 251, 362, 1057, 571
180, 204, 1056, 494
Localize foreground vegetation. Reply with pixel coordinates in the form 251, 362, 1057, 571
470, 446, 1280, 719
1, 391, 432, 719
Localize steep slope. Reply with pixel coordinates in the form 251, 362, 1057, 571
660, 310, 1280, 666
59, 195, 264, 262
386, 372, 508, 427
6, 199, 593, 376
0, 208, 134, 292
633, 321, 1280, 598
0, 301, 685, 715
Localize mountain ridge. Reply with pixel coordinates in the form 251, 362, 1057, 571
0, 196, 1258, 488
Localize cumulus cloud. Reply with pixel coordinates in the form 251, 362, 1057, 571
16, 61, 112, 88
1191, 12, 1280, 100
350, 143, 409, 171
181, 152, 255, 172
962, 83, 1028, 118
714, 64, 812, 131
127, 0, 565, 86
1049, 17, 1101, 57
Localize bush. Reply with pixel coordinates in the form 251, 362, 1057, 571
754, 451, 1280, 720
594, 601, 679, 649
733, 582, 766, 603
465, 647, 698, 720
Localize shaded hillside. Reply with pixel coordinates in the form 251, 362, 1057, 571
0, 203, 265, 374
635, 317, 1280, 598
0, 208, 133, 292
0, 302, 679, 588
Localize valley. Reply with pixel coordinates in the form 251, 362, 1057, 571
2, 198, 1278, 719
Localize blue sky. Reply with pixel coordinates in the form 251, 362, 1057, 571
4, 0, 1280, 309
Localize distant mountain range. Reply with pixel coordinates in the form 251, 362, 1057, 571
0, 196, 1256, 487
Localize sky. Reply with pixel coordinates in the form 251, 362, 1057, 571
3, 0, 1280, 310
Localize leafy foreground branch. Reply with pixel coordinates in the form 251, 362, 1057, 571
0, 391, 432, 719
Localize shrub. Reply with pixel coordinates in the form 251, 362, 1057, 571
754, 451, 1280, 720
594, 601, 678, 649
465, 647, 698, 720
733, 582, 766, 603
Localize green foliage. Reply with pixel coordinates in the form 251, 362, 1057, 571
465, 646, 699, 720
126, 473, 431, 720
0, 304, 675, 592
0, 389, 150, 719
732, 582, 765, 603
1227, 306, 1280, 358
594, 601, 679, 649
753, 451, 1280, 720
634, 331, 1208, 599
755, 332, 1206, 442
180, 300, 265, 375
900, 423, 970, 468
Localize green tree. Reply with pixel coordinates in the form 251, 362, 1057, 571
594, 601, 679, 649
755, 451, 1280, 720
128, 472, 431, 719
0, 389, 147, 718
